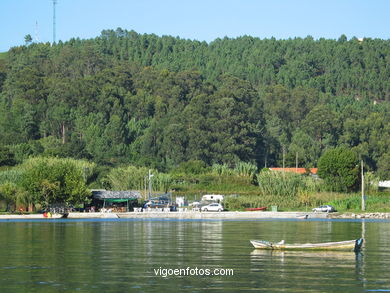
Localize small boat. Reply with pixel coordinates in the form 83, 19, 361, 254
245, 207, 267, 211
296, 214, 308, 219
250, 238, 363, 252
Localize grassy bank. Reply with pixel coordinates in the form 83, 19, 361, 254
171, 174, 259, 198
326, 191, 390, 213
170, 171, 390, 212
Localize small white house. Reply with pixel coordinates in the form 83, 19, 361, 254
201, 194, 224, 202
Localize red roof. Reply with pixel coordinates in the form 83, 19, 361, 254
269, 168, 318, 175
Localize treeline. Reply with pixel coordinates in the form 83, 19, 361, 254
0, 29, 389, 180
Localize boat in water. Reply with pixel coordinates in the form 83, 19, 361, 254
250, 238, 363, 252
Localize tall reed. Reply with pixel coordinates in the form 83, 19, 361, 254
106, 165, 149, 191
106, 166, 173, 193
233, 161, 257, 177
0, 168, 24, 185
256, 170, 320, 197
212, 163, 233, 176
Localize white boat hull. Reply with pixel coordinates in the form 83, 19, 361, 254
250, 239, 363, 251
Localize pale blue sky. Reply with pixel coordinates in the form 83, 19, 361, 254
1, 0, 389, 51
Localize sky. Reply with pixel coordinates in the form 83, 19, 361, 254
1, 0, 389, 52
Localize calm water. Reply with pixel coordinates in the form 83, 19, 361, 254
1, 218, 390, 292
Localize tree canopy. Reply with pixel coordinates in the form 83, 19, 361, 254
0, 29, 389, 178
318, 147, 360, 192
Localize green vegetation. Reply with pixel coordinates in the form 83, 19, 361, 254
0, 52, 7, 60
0, 155, 389, 212
0, 157, 95, 211
104, 165, 172, 193
0, 29, 389, 212
257, 170, 322, 198
327, 192, 390, 213
318, 147, 359, 192
0, 30, 389, 174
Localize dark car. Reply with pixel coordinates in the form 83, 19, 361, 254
312, 205, 336, 213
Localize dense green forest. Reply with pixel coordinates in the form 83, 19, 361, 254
0, 29, 389, 181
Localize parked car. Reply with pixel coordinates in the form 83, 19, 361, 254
312, 205, 336, 213
201, 203, 224, 212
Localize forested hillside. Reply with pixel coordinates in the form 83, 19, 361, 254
0, 29, 389, 179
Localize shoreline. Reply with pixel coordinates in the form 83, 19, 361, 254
1, 211, 390, 220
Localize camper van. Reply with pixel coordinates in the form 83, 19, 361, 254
201, 194, 224, 203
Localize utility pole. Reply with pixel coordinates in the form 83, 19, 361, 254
144, 176, 147, 200
361, 160, 365, 211
148, 169, 154, 200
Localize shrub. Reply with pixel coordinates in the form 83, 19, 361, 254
0, 146, 16, 166
318, 147, 359, 192
0, 182, 30, 212
21, 157, 95, 207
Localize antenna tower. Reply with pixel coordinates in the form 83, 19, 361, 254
35, 21, 40, 42
52, 0, 57, 44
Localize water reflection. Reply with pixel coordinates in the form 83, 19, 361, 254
1, 219, 390, 292
199, 221, 223, 258
250, 249, 366, 292
250, 249, 364, 271
250, 249, 362, 260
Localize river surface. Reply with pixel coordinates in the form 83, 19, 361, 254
0, 218, 390, 292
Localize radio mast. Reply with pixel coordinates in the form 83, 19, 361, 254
35, 21, 39, 42
52, 0, 57, 44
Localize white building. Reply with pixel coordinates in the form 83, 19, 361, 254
379, 181, 390, 188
